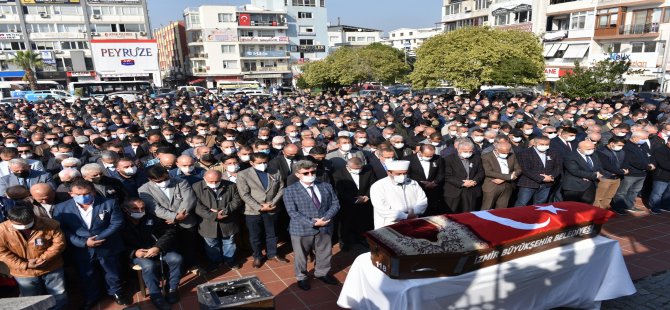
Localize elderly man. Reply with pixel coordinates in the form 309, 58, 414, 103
169, 155, 206, 185
515, 136, 563, 206
80, 163, 125, 203
0, 159, 55, 196
325, 136, 366, 171
613, 131, 656, 214
0, 146, 45, 177
158, 153, 177, 170
30, 183, 60, 218
405, 144, 444, 215
370, 160, 427, 229
97, 151, 120, 178
443, 140, 485, 213
332, 157, 376, 250
562, 140, 604, 204
481, 142, 522, 210
193, 170, 243, 270
389, 135, 412, 159
268, 144, 300, 181
283, 160, 341, 291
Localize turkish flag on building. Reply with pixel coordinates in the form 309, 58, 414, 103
239, 14, 251, 26
446, 202, 614, 246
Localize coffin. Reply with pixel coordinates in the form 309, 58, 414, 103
365, 202, 614, 279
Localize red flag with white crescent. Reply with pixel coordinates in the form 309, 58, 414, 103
239, 14, 251, 26
446, 202, 614, 246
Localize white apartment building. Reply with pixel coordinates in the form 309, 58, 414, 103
0, 0, 152, 83
386, 27, 442, 56
184, 0, 328, 88
328, 24, 383, 49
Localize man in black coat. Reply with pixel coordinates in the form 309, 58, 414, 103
613, 131, 656, 214
562, 141, 604, 204
267, 143, 300, 181
405, 144, 444, 215
331, 157, 376, 250
649, 139, 670, 214
119, 198, 182, 310
442, 140, 484, 213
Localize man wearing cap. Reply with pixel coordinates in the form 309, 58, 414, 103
370, 160, 428, 229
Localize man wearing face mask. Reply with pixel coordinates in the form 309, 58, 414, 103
237, 152, 288, 268
193, 170, 243, 271
515, 136, 563, 206
325, 136, 367, 171
113, 158, 148, 198
405, 144, 444, 215
562, 141, 604, 204
370, 160, 427, 228
0, 147, 45, 177
54, 178, 131, 308
29, 183, 62, 218
284, 160, 341, 291
442, 140, 484, 213
81, 163, 126, 204
481, 142, 522, 210
332, 157, 376, 250
550, 127, 578, 159
595, 137, 628, 210
119, 198, 181, 310
169, 155, 205, 186
613, 131, 656, 214
0, 204, 67, 310
0, 159, 55, 197
268, 143, 300, 181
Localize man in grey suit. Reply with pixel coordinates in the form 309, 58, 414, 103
0, 158, 55, 196
139, 165, 199, 270
283, 160, 340, 291
325, 136, 366, 171
236, 152, 289, 268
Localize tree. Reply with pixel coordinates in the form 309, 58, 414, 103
410, 27, 545, 93
9, 51, 44, 91
300, 44, 409, 89
556, 58, 632, 99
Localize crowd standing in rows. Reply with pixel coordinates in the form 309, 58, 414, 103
0, 89, 669, 309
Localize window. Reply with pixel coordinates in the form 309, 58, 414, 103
222, 60, 237, 69
299, 39, 314, 45
367, 36, 375, 42
347, 36, 355, 42
89, 6, 115, 15
121, 6, 141, 15
90, 24, 113, 32
122, 24, 145, 32
0, 24, 20, 32
0, 42, 26, 51
0, 5, 17, 14
292, 0, 316, 7
631, 42, 644, 53
25, 6, 48, 15
475, 0, 490, 10
299, 26, 314, 33
218, 13, 233, 22
221, 45, 235, 54
186, 14, 200, 29
596, 8, 618, 29
258, 30, 275, 37
445, 3, 461, 15
495, 14, 509, 26
61, 41, 88, 50
57, 24, 85, 33
663, 8, 670, 23
298, 12, 312, 18
329, 35, 338, 41
31, 41, 57, 50
515, 10, 531, 23
644, 41, 656, 52
604, 43, 621, 53
30, 23, 55, 33
320, 0, 325, 7
570, 11, 587, 30
409, 32, 413, 35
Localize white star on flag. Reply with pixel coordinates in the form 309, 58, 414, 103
535, 205, 567, 214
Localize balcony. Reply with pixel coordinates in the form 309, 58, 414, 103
238, 36, 289, 44
240, 50, 289, 58
192, 67, 207, 74
242, 65, 289, 73
191, 53, 208, 59
619, 23, 659, 35
595, 22, 659, 39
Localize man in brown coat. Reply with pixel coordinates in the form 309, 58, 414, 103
481, 142, 523, 210
0, 204, 67, 309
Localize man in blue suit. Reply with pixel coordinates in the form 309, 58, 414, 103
283, 160, 340, 291
53, 178, 132, 309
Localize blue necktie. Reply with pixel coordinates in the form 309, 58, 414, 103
309, 186, 320, 209
586, 155, 593, 168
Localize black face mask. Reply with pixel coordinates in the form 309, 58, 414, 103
14, 171, 29, 178
200, 154, 215, 163
285, 155, 296, 160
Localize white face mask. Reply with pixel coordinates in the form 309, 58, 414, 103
254, 163, 267, 172
497, 152, 509, 159
226, 164, 240, 173
523, 129, 534, 135
393, 143, 404, 149
582, 150, 595, 156
124, 167, 137, 176
393, 175, 407, 184
356, 138, 367, 144
12, 221, 34, 230
472, 136, 484, 143
536, 145, 550, 152
301, 175, 317, 183
340, 144, 352, 152
565, 136, 576, 142
155, 180, 169, 188
460, 152, 473, 159
547, 133, 558, 139
348, 168, 361, 175
207, 183, 220, 189
239, 155, 250, 162
512, 137, 523, 143
20, 153, 33, 159
129, 212, 145, 220
180, 166, 194, 174
611, 146, 623, 152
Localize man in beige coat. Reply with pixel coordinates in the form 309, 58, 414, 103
481, 142, 522, 210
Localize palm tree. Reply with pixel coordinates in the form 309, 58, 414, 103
9, 51, 44, 90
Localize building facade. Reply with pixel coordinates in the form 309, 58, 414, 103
385, 27, 442, 56
155, 21, 188, 87
0, 0, 153, 83
327, 24, 383, 49
183, 0, 328, 88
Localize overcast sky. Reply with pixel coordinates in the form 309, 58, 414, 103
147, 0, 443, 34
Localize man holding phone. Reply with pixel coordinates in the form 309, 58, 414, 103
283, 160, 341, 291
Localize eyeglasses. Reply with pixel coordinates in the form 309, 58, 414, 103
299, 170, 316, 175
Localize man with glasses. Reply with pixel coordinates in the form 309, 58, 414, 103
0, 146, 45, 177
283, 160, 340, 291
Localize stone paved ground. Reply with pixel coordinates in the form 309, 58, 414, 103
602, 271, 670, 310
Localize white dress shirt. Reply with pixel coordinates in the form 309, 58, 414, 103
496, 156, 510, 174
418, 154, 430, 179
301, 181, 321, 202
158, 185, 172, 200
350, 171, 360, 189
534, 148, 547, 167
77, 204, 94, 229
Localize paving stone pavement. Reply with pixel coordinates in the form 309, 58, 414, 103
601, 271, 670, 309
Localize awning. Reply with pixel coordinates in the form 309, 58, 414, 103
0, 71, 25, 78
544, 43, 565, 58
491, 8, 509, 16
189, 78, 206, 85
513, 4, 532, 12
544, 30, 567, 41
624, 75, 660, 85
562, 44, 589, 59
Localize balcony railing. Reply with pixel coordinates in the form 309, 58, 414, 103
242, 65, 289, 72
619, 23, 659, 35
241, 21, 287, 27
193, 67, 206, 73
191, 53, 207, 58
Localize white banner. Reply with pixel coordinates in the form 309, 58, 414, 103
90, 40, 159, 75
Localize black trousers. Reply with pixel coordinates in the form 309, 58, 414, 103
563, 183, 596, 204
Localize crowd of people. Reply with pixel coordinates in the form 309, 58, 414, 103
0, 88, 669, 310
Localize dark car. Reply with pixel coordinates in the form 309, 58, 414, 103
154, 91, 178, 102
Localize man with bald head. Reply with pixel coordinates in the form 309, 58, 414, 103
193, 169, 243, 270
481, 142, 522, 209
158, 153, 177, 170
169, 155, 205, 185
30, 183, 59, 218
268, 144, 300, 181
562, 140, 604, 204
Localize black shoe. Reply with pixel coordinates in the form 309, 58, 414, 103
113, 293, 132, 306
166, 290, 180, 304
253, 258, 263, 268
614, 209, 628, 216
205, 262, 221, 273
224, 261, 240, 270
317, 275, 340, 285
650, 209, 662, 215
297, 279, 311, 291
627, 207, 645, 213
271, 256, 290, 263
149, 293, 171, 310
79, 301, 97, 310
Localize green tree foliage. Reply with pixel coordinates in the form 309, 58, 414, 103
301, 43, 409, 89
556, 58, 632, 99
9, 51, 44, 90
410, 27, 545, 93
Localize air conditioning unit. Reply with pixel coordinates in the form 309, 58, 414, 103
464, 6, 471, 12
140, 31, 146, 36
10, 29, 19, 33
78, 29, 85, 33
92, 14, 101, 19
54, 50, 64, 54
91, 32, 100, 36
39, 13, 49, 18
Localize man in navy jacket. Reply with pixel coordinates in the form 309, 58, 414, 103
613, 131, 656, 214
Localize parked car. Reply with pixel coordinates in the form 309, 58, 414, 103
155, 91, 178, 102
413, 87, 457, 97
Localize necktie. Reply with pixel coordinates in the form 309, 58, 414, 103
567, 142, 572, 151
586, 155, 593, 168
344, 153, 350, 160
308, 186, 320, 209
